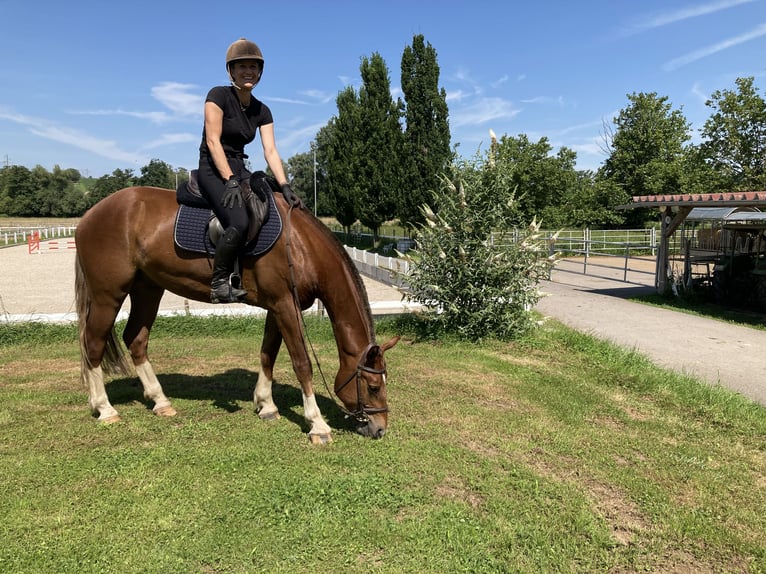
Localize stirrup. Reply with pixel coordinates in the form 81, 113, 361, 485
211, 275, 247, 304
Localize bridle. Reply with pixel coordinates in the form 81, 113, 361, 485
334, 343, 389, 423
283, 205, 389, 424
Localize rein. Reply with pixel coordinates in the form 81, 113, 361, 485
283, 205, 387, 423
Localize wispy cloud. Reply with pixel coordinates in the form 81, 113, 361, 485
151, 82, 203, 117
68, 82, 204, 124
445, 89, 471, 103
691, 82, 710, 104
68, 109, 171, 124
0, 107, 146, 164
628, 0, 754, 33
520, 95, 565, 106
266, 96, 312, 105
298, 89, 336, 104
663, 22, 766, 70
139, 133, 198, 152
491, 74, 509, 88
451, 97, 520, 128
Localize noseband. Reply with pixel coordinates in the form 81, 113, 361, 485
335, 343, 389, 423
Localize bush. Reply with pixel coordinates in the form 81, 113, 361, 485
402, 156, 554, 341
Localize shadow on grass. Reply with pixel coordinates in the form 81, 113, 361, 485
104, 369, 353, 433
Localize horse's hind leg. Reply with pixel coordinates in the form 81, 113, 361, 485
81, 298, 128, 423
254, 310, 281, 420
83, 310, 121, 423
123, 275, 176, 417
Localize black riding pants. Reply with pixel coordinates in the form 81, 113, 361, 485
197, 154, 250, 237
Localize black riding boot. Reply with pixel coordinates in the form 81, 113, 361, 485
211, 227, 247, 304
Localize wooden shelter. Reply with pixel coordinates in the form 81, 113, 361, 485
620, 192, 766, 293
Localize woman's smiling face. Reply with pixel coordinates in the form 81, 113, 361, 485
231, 60, 262, 89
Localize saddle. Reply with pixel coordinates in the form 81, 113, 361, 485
174, 171, 283, 257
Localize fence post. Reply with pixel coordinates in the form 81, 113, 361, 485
623, 243, 630, 281
583, 228, 589, 273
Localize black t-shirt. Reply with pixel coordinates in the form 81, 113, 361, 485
199, 85, 274, 158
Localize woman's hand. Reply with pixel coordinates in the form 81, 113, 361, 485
222, 177, 244, 208
281, 183, 303, 208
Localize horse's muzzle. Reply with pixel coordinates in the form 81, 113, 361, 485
356, 419, 386, 439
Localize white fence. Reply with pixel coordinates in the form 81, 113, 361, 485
343, 228, 660, 287
1, 226, 77, 247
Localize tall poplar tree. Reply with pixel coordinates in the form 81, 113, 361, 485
356, 52, 403, 245
319, 87, 362, 237
399, 34, 451, 228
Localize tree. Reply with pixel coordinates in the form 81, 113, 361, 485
319, 88, 362, 236
355, 52, 404, 245
0, 165, 36, 216
88, 169, 134, 208
136, 158, 174, 189
399, 34, 452, 228
286, 151, 315, 214
489, 133, 579, 225
600, 92, 692, 226
541, 173, 626, 229
699, 76, 766, 191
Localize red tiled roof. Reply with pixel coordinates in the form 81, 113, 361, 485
631, 191, 766, 205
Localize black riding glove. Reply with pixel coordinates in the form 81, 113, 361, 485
222, 177, 243, 209
281, 183, 303, 208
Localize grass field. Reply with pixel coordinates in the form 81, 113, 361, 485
1, 315, 765, 573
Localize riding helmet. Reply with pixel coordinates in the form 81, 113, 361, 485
226, 38, 264, 85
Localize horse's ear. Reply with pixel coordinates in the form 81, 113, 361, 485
380, 336, 400, 352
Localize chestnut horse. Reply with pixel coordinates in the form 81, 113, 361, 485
74, 186, 399, 443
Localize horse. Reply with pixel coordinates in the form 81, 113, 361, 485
74, 185, 399, 444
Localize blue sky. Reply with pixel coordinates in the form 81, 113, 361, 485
1, 0, 765, 178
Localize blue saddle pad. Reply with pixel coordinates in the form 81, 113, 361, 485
173, 193, 282, 257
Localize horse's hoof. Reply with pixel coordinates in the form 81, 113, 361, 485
258, 410, 280, 421
99, 415, 121, 424
309, 433, 333, 445
154, 405, 177, 417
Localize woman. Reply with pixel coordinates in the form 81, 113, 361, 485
198, 37, 302, 304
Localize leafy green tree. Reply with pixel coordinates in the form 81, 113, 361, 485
29, 165, 54, 216
399, 34, 452, 228
174, 167, 190, 189
600, 92, 691, 226
489, 133, 579, 225
699, 76, 766, 191
403, 151, 553, 341
319, 88, 361, 236
541, 172, 626, 229
678, 145, 726, 195
355, 52, 404, 245
87, 169, 134, 208
0, 165, 36, 216
286, 151, 319, 214
136, 159, 174, 189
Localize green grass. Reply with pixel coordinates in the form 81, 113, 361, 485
1, 315, 765, 573
633, 292, 766, 331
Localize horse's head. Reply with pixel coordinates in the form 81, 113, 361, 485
335, 336, 400, 439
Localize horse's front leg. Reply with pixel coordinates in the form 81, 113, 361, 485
267, 304, 332, 444
254, 310, 282, 420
